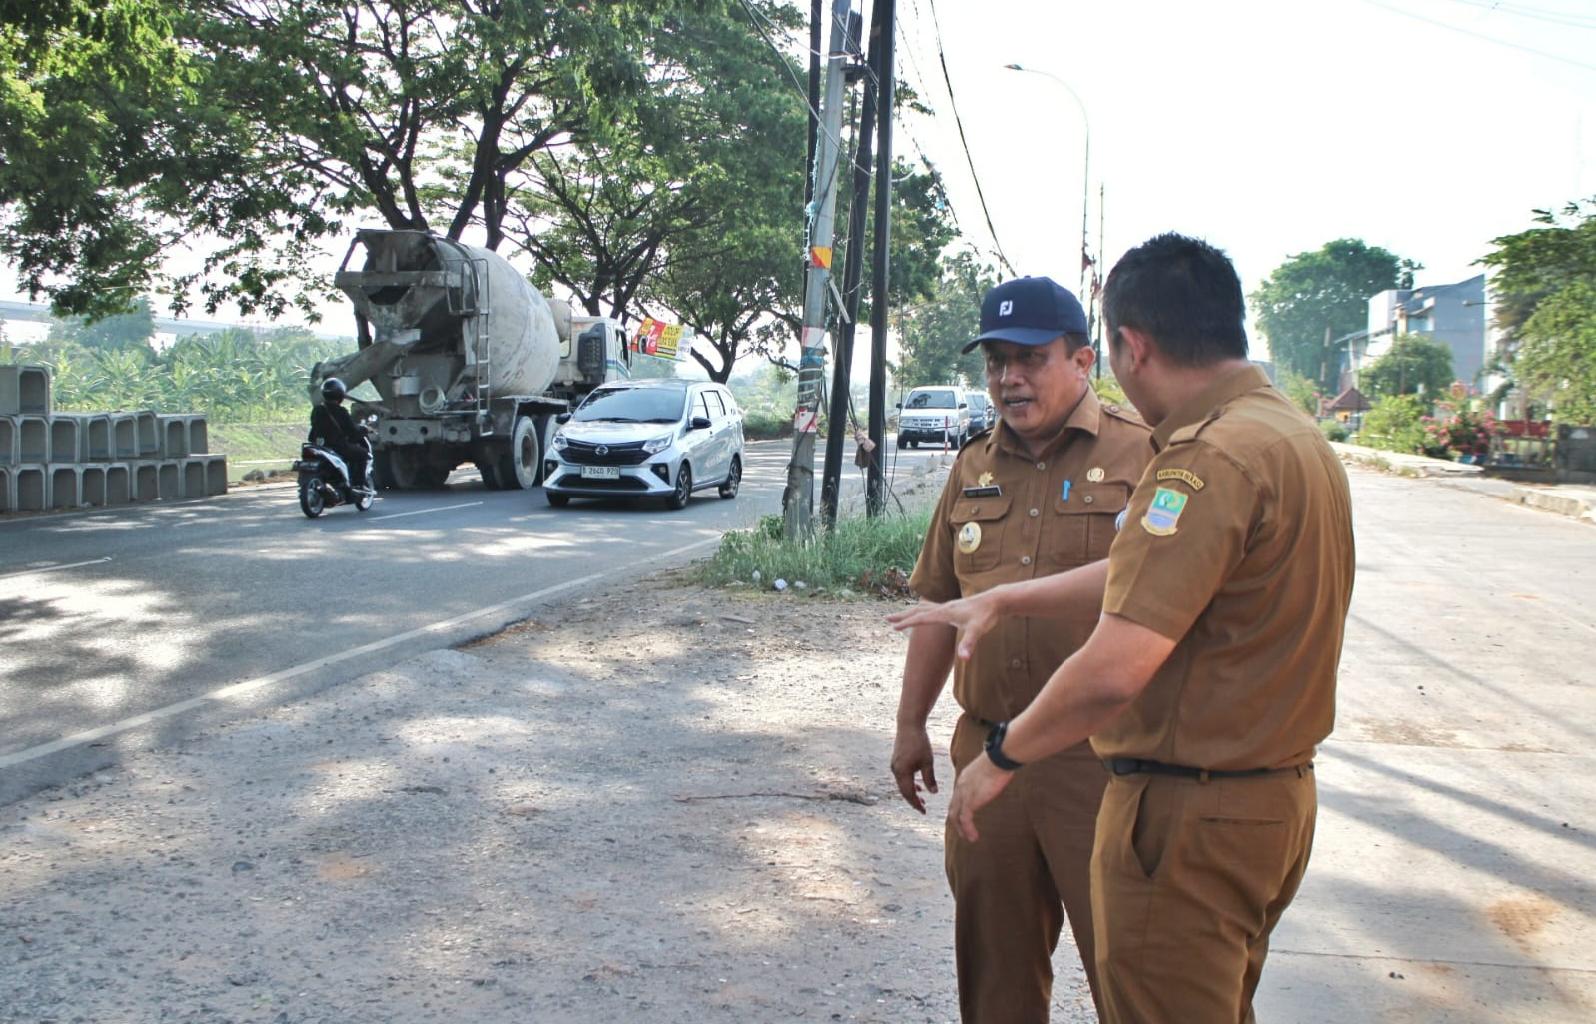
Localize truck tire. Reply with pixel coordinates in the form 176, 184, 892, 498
475, 458, 504, 490
495, 415, 540, 490
388, 448, 426, 490
372, 450, 397, 491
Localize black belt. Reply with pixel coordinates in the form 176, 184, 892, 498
1106, 758, 1313, 781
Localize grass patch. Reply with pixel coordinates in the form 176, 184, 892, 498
210, 422, 306, 461
696, 509, 932, 597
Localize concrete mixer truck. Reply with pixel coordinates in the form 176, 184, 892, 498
310, 228, 632, 490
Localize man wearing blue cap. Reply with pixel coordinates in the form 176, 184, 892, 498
892, 276, 1150, 1021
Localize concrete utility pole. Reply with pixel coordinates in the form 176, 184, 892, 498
782, 0, 852, 539
865, 0, 895, 517
820, 0, 889, 528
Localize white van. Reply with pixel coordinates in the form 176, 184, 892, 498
896, 386, 971, 449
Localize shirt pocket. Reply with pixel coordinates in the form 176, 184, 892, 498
1046, 482, 1132, 570
949, 496, 1012, 575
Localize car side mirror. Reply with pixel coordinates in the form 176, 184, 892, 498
895, 401, 903, 409
691, 416, 712, 431
556, 413, 571, 424
959, 402, 968, 409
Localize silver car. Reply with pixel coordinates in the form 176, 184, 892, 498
543, 379, 744, 509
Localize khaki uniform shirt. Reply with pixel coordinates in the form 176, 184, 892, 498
911, 388, 1153, 739
1096, 364, 1356, 771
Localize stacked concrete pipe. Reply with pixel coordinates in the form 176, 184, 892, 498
0, 364, 226, 513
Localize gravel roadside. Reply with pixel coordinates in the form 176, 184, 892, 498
0, 532, 1099, 1023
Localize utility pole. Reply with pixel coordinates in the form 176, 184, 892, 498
783, 0, 851, 539
865, 0, 896, 517
1095, 182, 1105, 379
821, 2, 887, 528
804, 0, 821, 214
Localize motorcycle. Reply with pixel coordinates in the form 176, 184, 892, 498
294, 433, 375, 518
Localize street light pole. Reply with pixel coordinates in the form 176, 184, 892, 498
1002, 63, 1090, 302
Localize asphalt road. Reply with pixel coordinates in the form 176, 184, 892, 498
0, 438, 945, 803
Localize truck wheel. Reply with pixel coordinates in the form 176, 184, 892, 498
388, 449, 425, 490
475, 459, 504, 490
372, 450, 397, 491
495, 416, 540, 490
419, 464, 453, 489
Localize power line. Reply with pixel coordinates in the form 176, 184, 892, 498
1439, 0, 1596, 30
1358, 0, 1596, 70
921, 0, 1016, 276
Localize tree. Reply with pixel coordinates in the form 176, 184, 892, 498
1362, 335, 1454, 400
893, 252, 990, 390
1515, 278, 1596, 424
1251, 239, 1417, 390
1277, 369, 1322, 416
47, 297, 156, 350
1481, 199, 1596, 423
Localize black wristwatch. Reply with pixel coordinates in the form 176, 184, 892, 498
985, 720, 1025, 772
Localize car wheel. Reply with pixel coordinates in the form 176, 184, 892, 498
908, 439, 917, 449
895, 435, 905, 450
298, 477, 325, 518
545, 490, 570, 507
718, 455, 741, 499
668, 461, 692, 510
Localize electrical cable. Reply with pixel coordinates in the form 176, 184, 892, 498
921, 0, 1017, 275
1357, 0, 1596, 70
1437, 0, 1596, 30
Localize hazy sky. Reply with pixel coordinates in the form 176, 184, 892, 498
6, 0, 1593, 373
896, 0, 1595, 322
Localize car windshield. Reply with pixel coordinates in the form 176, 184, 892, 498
967, 395, 988, 409
907, 390, 956, 409
573, 387, 686, 423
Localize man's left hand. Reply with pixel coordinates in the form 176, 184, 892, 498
947, 753, 1014, 842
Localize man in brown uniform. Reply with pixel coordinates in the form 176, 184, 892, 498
890, 234, 1355, 1023
893, 275, 1151, 1022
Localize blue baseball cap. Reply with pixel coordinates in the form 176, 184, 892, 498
962, 276, 1089, 353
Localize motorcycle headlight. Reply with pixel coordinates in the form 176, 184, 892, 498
641, 434, 673, 454
552, 432, 568, 451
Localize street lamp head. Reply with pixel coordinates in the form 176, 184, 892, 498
1003, 63, 1025, 70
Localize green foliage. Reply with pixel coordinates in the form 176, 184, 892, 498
1277, 369, 1322, 415
696, 508, 933, 595
1251, 239, 1415, 390
1319, 420, 1349, 443
1483, 201, 1596, 424
1358, 394, 1431, 455
3, 324, 347, 422
47, 297, 155, 350
1362, 335, 1455, 399
1515, 278, 1596, 424
1092, 375, 1128, 408
894, 251, 990, 389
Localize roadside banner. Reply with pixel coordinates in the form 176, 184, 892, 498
631, 318, 689, 361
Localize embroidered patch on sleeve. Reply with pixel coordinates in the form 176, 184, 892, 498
1155, 468, 1204, 490
1141, 486, 1189, 536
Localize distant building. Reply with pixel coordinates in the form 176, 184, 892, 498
1343, 274, 1486, 393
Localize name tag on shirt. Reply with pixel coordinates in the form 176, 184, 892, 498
961, 485, 1002, 498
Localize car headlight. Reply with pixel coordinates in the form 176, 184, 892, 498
552, 432, 568, 451
641, 434, 673, 454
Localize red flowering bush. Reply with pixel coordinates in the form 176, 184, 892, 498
1421, 385, 1498, 461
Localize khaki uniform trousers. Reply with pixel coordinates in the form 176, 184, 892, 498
1090, 768, 1317, 1024
946, 712, 1107, 1023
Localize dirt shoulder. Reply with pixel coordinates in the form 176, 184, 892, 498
0, 566, 1099, 1023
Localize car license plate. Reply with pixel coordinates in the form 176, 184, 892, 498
580, 466, 620, 480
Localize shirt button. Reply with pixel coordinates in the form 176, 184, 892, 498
1010, 658, 1023, 669
1083, 495, 1094, 505
1021, 555, 1032, 566
1036, 462, 1046, 471
1029, 508, 1039, 517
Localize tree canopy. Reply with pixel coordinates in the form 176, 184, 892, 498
1361, 335, 1454, 400
1251, 239, 1417, 390
1481, 199, 1596, 423
892, 251, 990, 390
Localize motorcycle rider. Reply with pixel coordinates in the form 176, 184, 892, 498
309, 378, 372, 492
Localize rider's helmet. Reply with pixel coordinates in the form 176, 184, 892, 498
321, 377, 348, 403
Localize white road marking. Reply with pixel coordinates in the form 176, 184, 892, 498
369, 501, 484, 522
0, 557, 112, 581
0, 535, 721, 771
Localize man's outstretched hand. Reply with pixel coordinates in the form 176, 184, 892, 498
886, 592, 1001, 662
